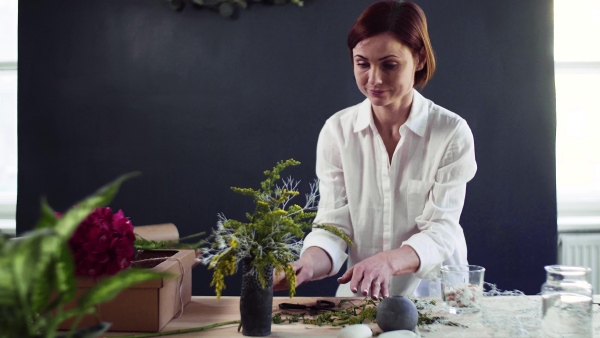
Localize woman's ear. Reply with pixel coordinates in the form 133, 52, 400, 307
416, 47, 426, 71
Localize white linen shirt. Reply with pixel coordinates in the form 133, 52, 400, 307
301, 89, 477, 297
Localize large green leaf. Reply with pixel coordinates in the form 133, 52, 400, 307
0, 241, 16, 305
78, 269, 170, 310
53, 172, 140, 239
29, 242, 60, 313
38, 242, 77, 316
49, 307, 93, 334
54, 243, 77, 302
10, 229, 56, 308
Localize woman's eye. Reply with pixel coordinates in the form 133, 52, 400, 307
383, 63, 397, 70
356, 62, 369, 69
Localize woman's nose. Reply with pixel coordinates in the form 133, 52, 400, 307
368, 68, 382, 85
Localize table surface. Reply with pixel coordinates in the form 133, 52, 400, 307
108, 295, 600, 337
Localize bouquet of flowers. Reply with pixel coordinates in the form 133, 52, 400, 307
201, 159, 351, 299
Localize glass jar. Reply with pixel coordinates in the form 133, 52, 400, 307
541, 265, 593, 337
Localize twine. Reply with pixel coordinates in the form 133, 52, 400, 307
133, 256, 187, 318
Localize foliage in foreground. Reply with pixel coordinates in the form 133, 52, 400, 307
0, 173, 169, 338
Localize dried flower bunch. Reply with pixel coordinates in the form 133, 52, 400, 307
201, 159, 351, 298
167, 0, 304, 18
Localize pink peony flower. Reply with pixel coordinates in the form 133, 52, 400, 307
68, 207, 136, 277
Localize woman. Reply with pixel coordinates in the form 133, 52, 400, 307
275, 0, 476, 300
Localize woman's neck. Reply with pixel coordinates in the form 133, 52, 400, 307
371, 95, 413, 138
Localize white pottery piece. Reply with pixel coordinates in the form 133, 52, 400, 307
336, 324, 373, 338
378, 330, 418, 338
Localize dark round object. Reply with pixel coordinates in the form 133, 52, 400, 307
376, 296, 418, 332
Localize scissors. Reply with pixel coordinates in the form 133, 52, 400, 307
278, 299, 336, 315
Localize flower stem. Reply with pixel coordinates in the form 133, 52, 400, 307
112, 320, 241, 337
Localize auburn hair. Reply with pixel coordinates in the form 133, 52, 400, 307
347, 1, 436, 89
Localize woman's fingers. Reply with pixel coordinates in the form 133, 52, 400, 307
338, 266, 368, 295
273, 261, 303, 291
273, 268, 289, 291
338, 254, 394, 298
351, 266, 367, 295
380, 278, 390, 298
296, 267, 313, 287
370, 280, 382, 300
337, 266, 354, 284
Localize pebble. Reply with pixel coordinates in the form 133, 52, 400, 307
336, 324, 373, 338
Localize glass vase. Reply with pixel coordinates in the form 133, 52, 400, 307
541, 265, 593, 337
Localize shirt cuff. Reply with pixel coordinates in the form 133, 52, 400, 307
401, 234, 441, 279
301, 228, 348, 277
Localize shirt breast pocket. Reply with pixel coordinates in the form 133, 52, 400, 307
406, 179, 434, 226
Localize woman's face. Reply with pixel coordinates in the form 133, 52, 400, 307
352, 32, 424, 109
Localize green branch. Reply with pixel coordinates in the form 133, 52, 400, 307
113, 320, 241, 337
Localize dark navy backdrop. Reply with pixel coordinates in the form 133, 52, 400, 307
18, 0, 556, 296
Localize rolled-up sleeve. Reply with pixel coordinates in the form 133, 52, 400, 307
300, 121, 351, 276
402, 119, 477, 278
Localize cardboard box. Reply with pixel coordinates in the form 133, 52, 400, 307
59, 249, 196, 332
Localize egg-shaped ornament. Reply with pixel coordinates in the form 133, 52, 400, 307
378, 330, 418, 338
336, 323, 373, 338
376, 296, 418, 332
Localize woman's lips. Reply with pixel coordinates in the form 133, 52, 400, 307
369, 89, 386, 97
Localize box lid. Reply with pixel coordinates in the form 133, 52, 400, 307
76, 249, 197, 289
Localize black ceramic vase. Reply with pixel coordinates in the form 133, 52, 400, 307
240, 258, 273, 336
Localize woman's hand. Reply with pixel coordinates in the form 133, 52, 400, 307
273, 246, 333, 291
337, 245, 420, 300
273, 259, 313, 291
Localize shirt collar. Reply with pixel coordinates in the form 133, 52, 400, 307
353, 89, 429, 137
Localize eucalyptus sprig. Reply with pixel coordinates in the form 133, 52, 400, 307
272, 298, 379, 327
201, 159, 352, 298
134, 232, 207, 251
272, 297, 466, 329
166, 0, 304, 18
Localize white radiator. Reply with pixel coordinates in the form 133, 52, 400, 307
558, 233, 600, 293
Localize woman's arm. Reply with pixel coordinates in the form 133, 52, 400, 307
402, 119, 477, 278
273, 120, 352, 291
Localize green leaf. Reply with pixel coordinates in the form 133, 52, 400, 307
53, 172, 140, 239
29, 239, 61, 313
41, 243, 77, 314
0, 241, 16, 305
35, 198, 59, 229
10, 228, 56, 307
78, 269, 170, 310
